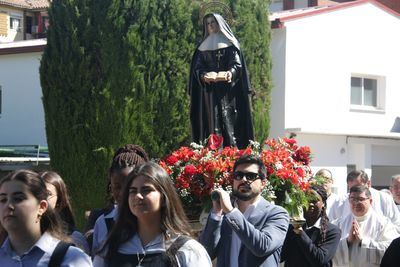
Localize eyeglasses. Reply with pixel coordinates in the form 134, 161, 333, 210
349, 196, 370, 203
232, 171, 260, 181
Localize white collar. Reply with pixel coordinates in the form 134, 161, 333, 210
0, 231, 58, 257
198, 33, 232, 51
354, 209, 372, 223
306, 217, 321, 230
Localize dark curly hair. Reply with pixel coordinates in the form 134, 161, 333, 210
311, 184, 330, 245
105, 144, 149, 206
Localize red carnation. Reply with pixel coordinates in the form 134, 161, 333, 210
283, 138, 297, 146
176, 176, 190, 189
294, 146, 311, 165
165, 155, 179, 166
183, 165, 197, 176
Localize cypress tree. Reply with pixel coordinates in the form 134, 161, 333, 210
40, 0, 111, 227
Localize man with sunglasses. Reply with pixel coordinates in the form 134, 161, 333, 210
333, 185, 399, 267
199, 155, 289, 267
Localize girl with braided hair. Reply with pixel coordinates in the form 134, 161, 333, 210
86, 144, 149, 256
281, 185, 341, 267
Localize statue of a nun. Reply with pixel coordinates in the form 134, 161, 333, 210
188, 13, 254, 148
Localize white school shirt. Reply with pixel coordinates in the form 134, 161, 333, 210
91, 205, 118, 256
0, 231, 92, 267
332, 209, 400, 267
71, 230, 90, 254
93, 233, 212, 267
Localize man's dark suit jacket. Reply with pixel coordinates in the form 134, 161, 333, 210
281, 222, 341, 267
199, 197, 289, 267
380, 236, 400, 267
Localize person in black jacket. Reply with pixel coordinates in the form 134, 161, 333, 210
281, 185, 341, 267
380, 236, 400, 267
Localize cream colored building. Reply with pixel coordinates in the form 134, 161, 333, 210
0, 0, 49, 43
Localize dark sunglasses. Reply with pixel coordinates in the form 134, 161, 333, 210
232, 171, 260, 181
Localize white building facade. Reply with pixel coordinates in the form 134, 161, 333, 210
0, 39, 47, 147
269, 0, 400, 194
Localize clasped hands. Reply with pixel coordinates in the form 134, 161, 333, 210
212, 188, 234, 216
347, 220, 362, 245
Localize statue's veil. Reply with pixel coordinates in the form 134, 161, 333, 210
201, 13, 240, 51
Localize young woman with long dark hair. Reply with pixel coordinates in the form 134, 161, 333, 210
94, 162, 211, 267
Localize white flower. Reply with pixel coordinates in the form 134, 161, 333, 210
190, 142, 204, 150
180, 189, 189, 197
249, 140, 261, 151
275, 162, 283, 170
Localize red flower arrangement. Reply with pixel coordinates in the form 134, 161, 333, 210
160, 135, 313, 218
261, 138, 312, 217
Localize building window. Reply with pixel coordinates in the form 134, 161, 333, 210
350, 75, 385, 110
270, 0, 284, 12
10, 17, 21, 31
26, 16, 33, 34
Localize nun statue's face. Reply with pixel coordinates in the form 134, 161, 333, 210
206, 16, 219, 34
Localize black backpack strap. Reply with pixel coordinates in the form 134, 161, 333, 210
49, 241, 71, 267
165, 235, 191, 267
104, 217, 115, 233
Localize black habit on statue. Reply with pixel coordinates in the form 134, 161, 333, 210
188, 13, 254, 149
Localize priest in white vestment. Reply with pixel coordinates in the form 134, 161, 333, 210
328, 170, 400, 232
332, 185, 399, 267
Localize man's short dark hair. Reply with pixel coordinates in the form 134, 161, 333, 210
347, 170, 369, 184
349, 185, 371, 198
233, 154, 267, 180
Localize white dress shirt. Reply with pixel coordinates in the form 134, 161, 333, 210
0, 232, 92, 267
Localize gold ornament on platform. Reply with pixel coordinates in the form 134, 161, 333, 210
199, 1, 234, 25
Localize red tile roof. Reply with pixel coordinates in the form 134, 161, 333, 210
0, 0, 49, 9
